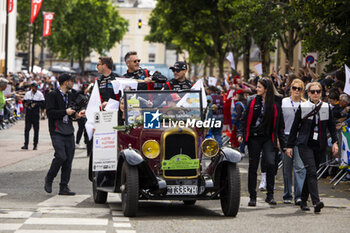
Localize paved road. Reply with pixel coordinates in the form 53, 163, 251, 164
0, 119, 350, 233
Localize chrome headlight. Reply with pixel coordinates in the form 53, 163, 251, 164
201, 138, 219, 157
142, 140, 160, 159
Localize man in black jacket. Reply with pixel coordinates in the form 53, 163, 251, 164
123, 51, 167, 90
96, 56, 119, 109
44, 74, 85, 195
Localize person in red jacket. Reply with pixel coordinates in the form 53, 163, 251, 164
237, 78, 286, 207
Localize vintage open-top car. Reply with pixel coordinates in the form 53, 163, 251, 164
90, 90, 242, 217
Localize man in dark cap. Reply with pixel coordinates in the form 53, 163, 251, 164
44, 73, 85, 195
165, 61, 192, 90
21, 81, 45, 150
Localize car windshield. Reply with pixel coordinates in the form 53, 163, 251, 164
123, 90, 203, 126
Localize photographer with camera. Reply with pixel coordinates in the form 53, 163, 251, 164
44, 74, 85, 195
123, 51, 167, 90
21, 82, 45, 150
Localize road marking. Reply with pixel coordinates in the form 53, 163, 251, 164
37, 207, 110, 215
108, 193, 121, 202
116, 231, 136, 233
114, 222, 132, 228
240, 167, 248, 174
16, 231, 106, 233
0, 192, 7, 197
0, 223, 22, 230
38, 195, 90, 207
113, 216, 130, 222
111, 211, 124, 216
0, 210, 33, 218
24, 217, 108, 225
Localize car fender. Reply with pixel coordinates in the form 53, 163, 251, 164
213, 147, 242, 187
120, 148, 144, 166
221, 147, 242, 163
114, 149, 159, 192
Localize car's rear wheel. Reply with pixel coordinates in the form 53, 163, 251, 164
220, 163, 240, 217
183, 200, 196, 205
121, 162, 139, 217
92, 172, 108, 204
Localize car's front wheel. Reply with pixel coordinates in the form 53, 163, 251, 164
121, 162, 139, 217
220, 163, 240, 217
92, 172, 108, 204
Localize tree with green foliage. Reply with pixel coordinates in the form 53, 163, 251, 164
146, 0, 232, 80
47, 0, 128, 73
16, 0, 128, 74
295, 0, 350, 71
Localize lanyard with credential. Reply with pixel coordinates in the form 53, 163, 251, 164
290, 97, 301, 113
58, 88, 69, 108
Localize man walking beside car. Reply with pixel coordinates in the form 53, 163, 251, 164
44, 74, 85, 195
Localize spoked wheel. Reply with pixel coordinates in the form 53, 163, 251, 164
92, 172, 108, 204
220, 163, 240, 217
183, 200, 196, 205
121, 162, 139, 217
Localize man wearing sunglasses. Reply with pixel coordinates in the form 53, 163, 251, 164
164, 61, 192, 90
123, 51, 167, 90
286, 81, 338, 213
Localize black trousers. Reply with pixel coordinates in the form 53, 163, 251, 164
247, 135, 276, 199
46, 133, 75, 188
298, 145, 322, 205
24, 116, 40, 147
76, 118, 87, 144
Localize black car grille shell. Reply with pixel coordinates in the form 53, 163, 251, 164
164, 133, 197, 177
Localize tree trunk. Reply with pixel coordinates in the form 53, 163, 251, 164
203, 57, 208, 77
260, 44, 270, 76
243, 35, 251, 81
194, 64, 198, 77
287, 30, 295, 67
209, 57, 214, 77
218, 53, 225, 83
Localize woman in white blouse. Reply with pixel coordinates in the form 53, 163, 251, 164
281, 79, 306, 205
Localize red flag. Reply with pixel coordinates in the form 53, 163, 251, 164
8, 0, 14, 13
30, 0, 43, 24
43, 12, 54, 37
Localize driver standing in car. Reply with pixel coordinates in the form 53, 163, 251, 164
165, 61, 192, 90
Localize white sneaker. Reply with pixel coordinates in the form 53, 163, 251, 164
259, 172, 267, 191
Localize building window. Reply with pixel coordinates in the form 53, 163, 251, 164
148, 45, 156, 63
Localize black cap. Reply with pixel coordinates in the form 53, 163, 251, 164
30, 81, 39, 87
58, 73, 74, 84
169, 61, 187, 71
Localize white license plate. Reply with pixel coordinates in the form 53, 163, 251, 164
167, 185, 198, 195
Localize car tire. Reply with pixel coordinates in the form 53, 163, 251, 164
183, 200, 196, 205
92, 172, 108, 204
220, 163, 240, 217
121, 162, 139, 217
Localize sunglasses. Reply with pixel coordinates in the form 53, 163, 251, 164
291, 86, 302, 91
132, 59, 141, 63
173, 69, 182, 73
309, 89, 321, 94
